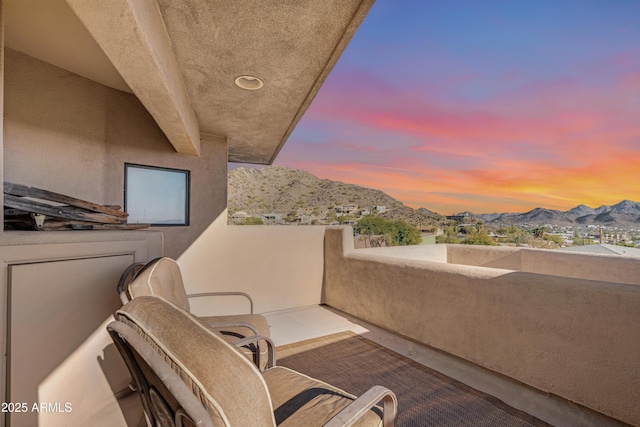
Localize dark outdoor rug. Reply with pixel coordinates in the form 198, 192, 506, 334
277, 332, 550, 427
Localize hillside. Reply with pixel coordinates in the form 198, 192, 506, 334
229, 166, 640, 229
227, 166, 442, 226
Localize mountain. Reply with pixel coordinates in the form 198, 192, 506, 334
566, 204, 596, 218
611, 200, 640, 215
228, 166, 442, 225
476, 201, 640, 227
229, 166, 640, 228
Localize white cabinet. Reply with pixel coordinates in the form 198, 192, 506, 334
7, 254, 133, 427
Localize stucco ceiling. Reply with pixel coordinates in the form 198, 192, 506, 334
4, 0, 374, 163
4, 0, 131, 93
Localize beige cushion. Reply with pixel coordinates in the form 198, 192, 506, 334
263, 367, 383, 427
128, 257, 271, 369
128, 258, 271, 340
117, 296, 276, 427
128, 257, 191, 311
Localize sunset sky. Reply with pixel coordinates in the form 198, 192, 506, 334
274, 1, 640, 215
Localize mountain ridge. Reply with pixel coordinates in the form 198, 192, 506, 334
228, 166, 640, 227
473, 200, 640, 227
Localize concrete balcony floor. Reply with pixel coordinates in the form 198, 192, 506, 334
264, 305, 627, 427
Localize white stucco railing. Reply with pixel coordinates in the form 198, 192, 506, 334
354, 239, 640, 285
445, 243, 640, 285
355, 243, 448, 262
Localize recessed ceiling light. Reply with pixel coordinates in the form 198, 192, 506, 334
235, 75, 264, 90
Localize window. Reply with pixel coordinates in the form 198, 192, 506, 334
124, 163, 190, 226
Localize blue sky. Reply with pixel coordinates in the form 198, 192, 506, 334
254, 1, 640, 214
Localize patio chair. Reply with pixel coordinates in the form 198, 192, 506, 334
110, 296, 397, 427
117, 257, 271, 370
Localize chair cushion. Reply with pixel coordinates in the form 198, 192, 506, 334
129, 258, 191, 311
263, 366, 383, 427
129, 258, 271, 370
117, 296, 276, 427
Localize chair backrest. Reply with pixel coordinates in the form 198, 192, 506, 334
128, 257, 191, 311
108, 320, 213, 427
115, 296, 276, 427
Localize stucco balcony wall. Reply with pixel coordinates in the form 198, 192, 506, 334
178, 214, 327, 315
322, 227, 640, 426
355, 242, 447, 262
446, 244, 640, 285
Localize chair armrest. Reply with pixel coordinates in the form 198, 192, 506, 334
119, 291, 131, 306
233, 335, 276, 369
206, 321, 259, 336
323, 386, 397, 427
187, 291, 254, 314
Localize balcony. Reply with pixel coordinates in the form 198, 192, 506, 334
3, 220, 637, 426
4, 1, 638, 425
172, 221, 639, 426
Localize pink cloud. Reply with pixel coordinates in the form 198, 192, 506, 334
281, 56, 640, 213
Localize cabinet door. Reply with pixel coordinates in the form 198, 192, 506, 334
8, 254, 133, 427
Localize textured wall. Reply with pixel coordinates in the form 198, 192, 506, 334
178, 214, 327, 314
447, 244, 640, 285
3, 49, 227, 258
323, 227, 640, 426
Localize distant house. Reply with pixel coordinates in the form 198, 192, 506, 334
335, 204, 358, 215
231, 211, 248, 224
446, 214, 466, 223
373, 205, 387, 213
294, 215, 312, 225
261, 213, 282, 224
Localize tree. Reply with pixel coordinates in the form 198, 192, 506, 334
356, 215, 422, 246
462, 233, 497, 245
436, 234, 461, 244
356, 215, 389, 235
543, 234, 563, 245
572, 231, 594, 246
339, 214, 356, 224
285, 210, 297, 223
532, 226, 546, 239
389, 220, 422, 246
437, 221, 461, 244
239, 216, 264, 225
461, 222, 497, 246
356, 215, 390, 247
497, 224, 528, 246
